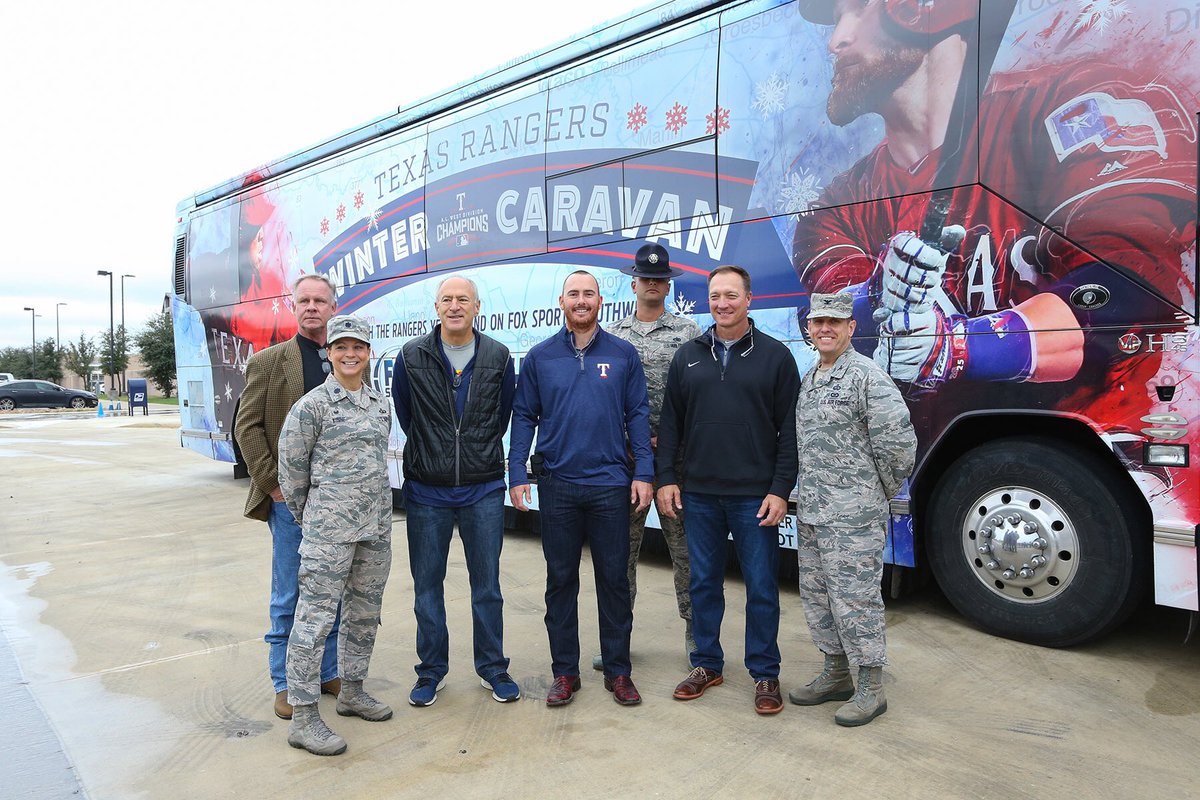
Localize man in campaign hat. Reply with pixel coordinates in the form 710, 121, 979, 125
591, 244, 701, 671
792, 293, 915, 727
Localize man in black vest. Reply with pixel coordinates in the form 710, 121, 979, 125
392, 275, 520, 706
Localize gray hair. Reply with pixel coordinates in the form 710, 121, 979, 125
292, 273, 338, 306
434, 274, 479, 301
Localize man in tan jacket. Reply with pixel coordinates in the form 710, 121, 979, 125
234, 273, 341, 720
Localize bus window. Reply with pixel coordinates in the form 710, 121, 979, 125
425, 88, 549, 273
187, 204, 240, 311
545, 18, 719, 176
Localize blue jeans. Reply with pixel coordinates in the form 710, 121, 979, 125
683, 492, 781, 680
267, 501, 338, 692
538, 475, 632, 677
406, 489, 509, 681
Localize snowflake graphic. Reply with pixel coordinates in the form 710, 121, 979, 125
320, 218, 330, 236
335, 204, 346, 223
368, 207, 382, 231
751, 72, 787, 119
224, 382, 233, 401
665, 102, 688, 134
705, 106, 731, 136
1071, 0, 1128, 35
208, 286, 217, 303
271, 298, 280, 316
239, 363, 248, 376
353, 190, 365, 209
779, 168, 822, 216
627, 103, 649, 134
668, 292, 696, 316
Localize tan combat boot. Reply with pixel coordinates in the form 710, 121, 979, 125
336, 679, 393, 721
789, 652, 854, 705
834, 666, 887, 727
287, 703, 347, 756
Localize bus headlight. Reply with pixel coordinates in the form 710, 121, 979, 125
1144, 443, 1189, 467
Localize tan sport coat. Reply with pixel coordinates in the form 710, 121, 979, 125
234, 336, 306, 521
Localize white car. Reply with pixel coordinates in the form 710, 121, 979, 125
0, 373, 15, 383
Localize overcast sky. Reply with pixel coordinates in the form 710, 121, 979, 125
0, 0, 651, 352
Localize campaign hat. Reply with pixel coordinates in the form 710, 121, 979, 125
808, 293, 854, 320
326, 315, 372, 345
621, 243, 683, 278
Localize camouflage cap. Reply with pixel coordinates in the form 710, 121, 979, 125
326, 315, 371, 345
808, 292, 854, 319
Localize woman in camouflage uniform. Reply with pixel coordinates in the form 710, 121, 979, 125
278, 315, 394, 756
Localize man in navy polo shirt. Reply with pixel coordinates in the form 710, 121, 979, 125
509, 270, 653, 708
392, 275, 520, 707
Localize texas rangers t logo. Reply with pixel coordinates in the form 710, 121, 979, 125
597, 363, 611, 378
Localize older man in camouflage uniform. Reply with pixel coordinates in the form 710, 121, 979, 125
279, 315, 394, 755
591, 244, 701, 671
792, 292, 916, 727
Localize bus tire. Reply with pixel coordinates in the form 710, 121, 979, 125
926, 437, 1146, 647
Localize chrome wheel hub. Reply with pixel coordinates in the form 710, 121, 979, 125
961, 486, 1079, 604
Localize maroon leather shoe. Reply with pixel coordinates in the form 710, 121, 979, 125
546, 675, 582, 707
604, 674, 642, 706
754, 679, 784, 715
673, 666, 723, 700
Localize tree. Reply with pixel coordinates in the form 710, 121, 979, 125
99, 325, 129, 384
36, 338, 63, 383
64, 333, 99, 386
134, 310, 177, 398
0, 346, 29, 378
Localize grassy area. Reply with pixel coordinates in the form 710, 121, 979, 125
112, 394, 179, 406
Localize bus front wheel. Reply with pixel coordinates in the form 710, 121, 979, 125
926, 437, 1146, 647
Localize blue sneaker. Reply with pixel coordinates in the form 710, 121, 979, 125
408, 676, 446, 707
481, 672, 521, 703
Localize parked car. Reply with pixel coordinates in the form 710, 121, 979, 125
0, 380, 98, 410
0, 373, 15, 383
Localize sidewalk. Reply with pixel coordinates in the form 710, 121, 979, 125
1, 419, 1197, 799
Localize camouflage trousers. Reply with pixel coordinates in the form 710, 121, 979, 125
628, 493, 691, 622
796, 523, 887, 667
287, 535, 392, 705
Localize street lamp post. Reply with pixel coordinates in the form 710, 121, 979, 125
120, 274, 135, 395
22, 306, 35, 377
55, 301, 67, 359
97, 270, 115, 397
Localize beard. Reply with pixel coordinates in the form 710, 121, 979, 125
827, 45, 926, 126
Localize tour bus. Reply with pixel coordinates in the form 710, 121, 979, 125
170, 0, 1199, 648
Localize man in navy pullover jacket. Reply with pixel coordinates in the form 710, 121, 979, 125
657, 265, 800, 716
509, 270, 653, 708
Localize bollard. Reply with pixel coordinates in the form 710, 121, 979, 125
97, 402, 105, 418
108, 402, 115, 412
116, 400, 123, 412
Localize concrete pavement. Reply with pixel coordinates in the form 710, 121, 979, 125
0, 415, 1197, 800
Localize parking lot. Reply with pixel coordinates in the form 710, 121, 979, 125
1, 415, 1198, 800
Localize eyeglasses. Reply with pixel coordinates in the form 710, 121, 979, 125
318, 348, 332, 375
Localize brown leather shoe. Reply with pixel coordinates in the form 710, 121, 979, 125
274, 690, 293, 720
321, 678, 341, 696
754, 679, 784, 715
673, 666, 723, 700
604, 674, 642, 706
546, 675, 582, 706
